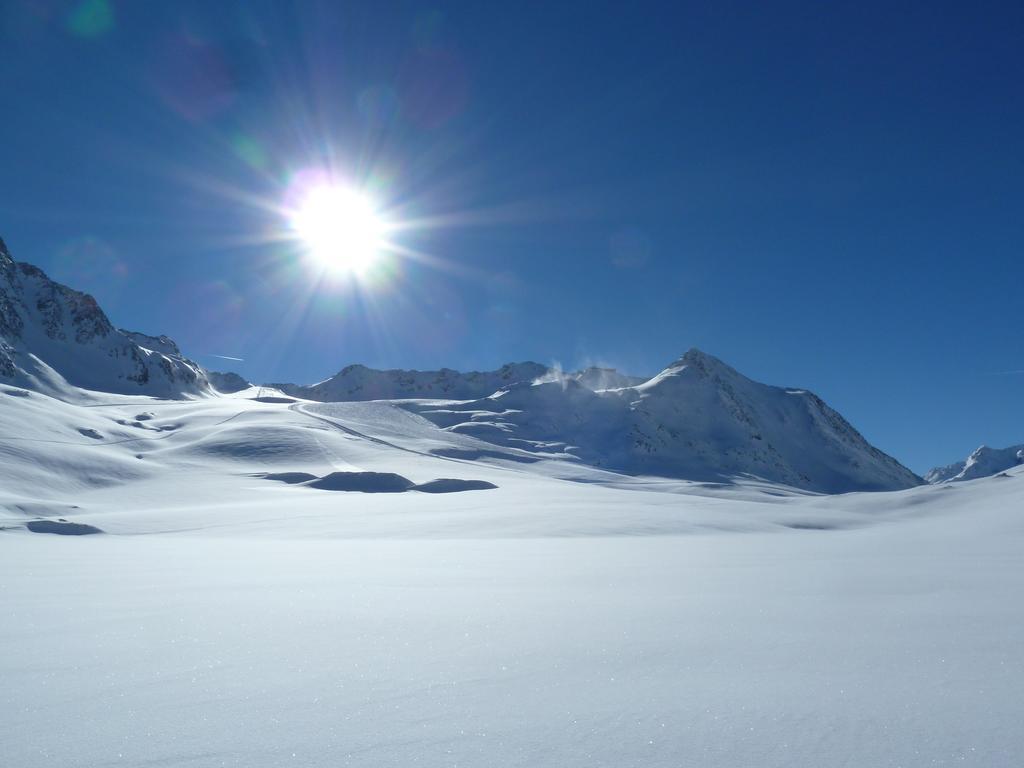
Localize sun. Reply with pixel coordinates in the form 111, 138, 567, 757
289, 185, 386, 275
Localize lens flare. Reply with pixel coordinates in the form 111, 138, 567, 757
289, 186, 386, 275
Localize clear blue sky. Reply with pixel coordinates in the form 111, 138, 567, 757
1, 0, 1021, 472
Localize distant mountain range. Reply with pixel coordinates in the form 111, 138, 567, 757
266, 363, 644, 402
926, 444, 1024, 483
2, 234, 1012, 493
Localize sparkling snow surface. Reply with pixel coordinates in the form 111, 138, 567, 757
2, 387, 1022, 767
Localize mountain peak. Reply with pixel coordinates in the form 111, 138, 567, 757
681, 346, 710, 362
676, 347, 735, 373
637, 348, 741, 391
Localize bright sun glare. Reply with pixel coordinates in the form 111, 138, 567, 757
289, 186, 385, 275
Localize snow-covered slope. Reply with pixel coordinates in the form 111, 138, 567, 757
0, 237, 210, 398
2, 384, 1023, 768
410, 349, 921, 493
0, 380, 999, 537
926, 443, 1024, 483
1, 379, 1022, 768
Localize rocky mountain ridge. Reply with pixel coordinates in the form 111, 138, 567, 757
0, 237, 209, 398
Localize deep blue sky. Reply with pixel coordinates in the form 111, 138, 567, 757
2, 0, 1022, 472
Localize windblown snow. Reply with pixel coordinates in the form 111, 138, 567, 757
2, 239, 1022, 767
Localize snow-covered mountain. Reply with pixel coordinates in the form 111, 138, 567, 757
926, 443, 1024, 483
208, 370, 250, 393
0, 237, 210, 398
409, 349, 921, 493
621, 350, 921, 491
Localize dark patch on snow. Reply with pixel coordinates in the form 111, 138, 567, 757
77, 428, 103, 439
26, 520, 103, 535
307, 471, 416, 493
413, 478, 497, 493
252, 396, 297, 404
262, 471, 318, 484
3, 388, 30, 397
286, 471, 498, 494
783, 522, 838, 531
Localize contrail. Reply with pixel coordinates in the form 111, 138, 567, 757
208, 354, 245, 362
